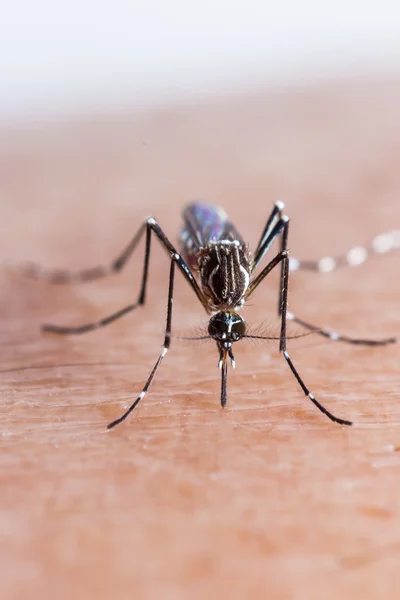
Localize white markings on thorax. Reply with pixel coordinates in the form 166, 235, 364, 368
206, 241, 250, 305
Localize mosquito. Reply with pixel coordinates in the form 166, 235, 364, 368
26, 201, 396, 428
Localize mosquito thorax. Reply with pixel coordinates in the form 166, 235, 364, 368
208, 311, 246, 346
198, 241, 251, 308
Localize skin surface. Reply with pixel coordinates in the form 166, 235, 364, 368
1, 77, 400, 599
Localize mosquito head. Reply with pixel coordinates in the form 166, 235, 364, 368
208, 311, 246, 349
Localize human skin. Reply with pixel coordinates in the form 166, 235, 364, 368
1, 78, 400, 600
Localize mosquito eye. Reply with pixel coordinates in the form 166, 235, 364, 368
232, 320, 246, 339
208, 318, 226, 337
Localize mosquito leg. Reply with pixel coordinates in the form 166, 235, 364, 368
246, 218, 350, 423
278, 212, 289, 317
253, 201, 285, 261
42, 218, 209, 335
282, 348, 352, 426
278, 219, 352, 426
42, 303, 142, 335
252, 214, 288, 270
285, 312, 396, 346
12, 222, 148, 283
147, 218, 208, 310
41, 223, 151, 333
244, 249, 287, 300
289, 229, 400, 273
107, 259, 176, 429
270, 212, 396, 347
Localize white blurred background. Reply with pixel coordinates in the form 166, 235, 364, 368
1, 1, 400, 122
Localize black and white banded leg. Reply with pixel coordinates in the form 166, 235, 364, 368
247, 215, 352, 426
253, 200, 284, 262
42, 217, 208, 335
39, 218, 209, 427
278, 219, 352, 425
253, 201, 286, 269
9, 221, 149, 283
289, 229, 400, 273
259, 209, 398, 348
107, 259, 176, 429
285, 312, 396, 347
11, 215, 207, 296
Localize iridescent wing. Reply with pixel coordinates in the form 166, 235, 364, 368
182, 202, 244, 249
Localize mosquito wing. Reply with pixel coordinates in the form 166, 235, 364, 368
181, 202, 244, 252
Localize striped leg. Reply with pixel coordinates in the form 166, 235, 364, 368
289, 230, 400, 273
42, 217, 208, 335
11, 222, 148, 283
253, 200, 285, 267
107, 259, 176, 429
286, 312, 396, 346
278, 219, 352, 426
248, 212, 352, 425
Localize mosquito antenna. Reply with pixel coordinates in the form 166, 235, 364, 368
244, 330, 315, 341
178, 335, 212, 341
